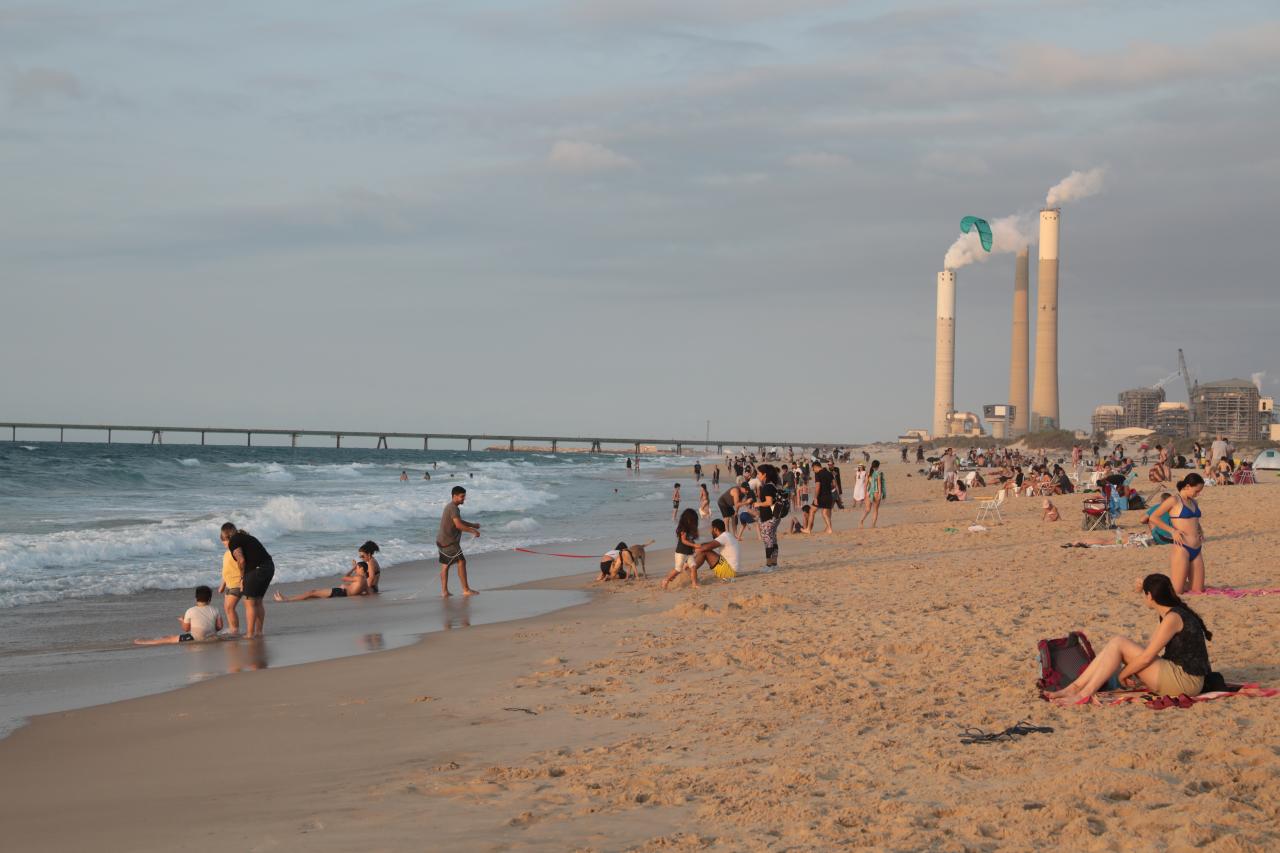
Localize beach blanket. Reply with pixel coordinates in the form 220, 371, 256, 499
1185, 586, 1280, 598
1091, 683, 1279, 708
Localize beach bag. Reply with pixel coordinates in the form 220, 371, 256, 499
773, 489, 791, 520
1036, 632, 1096, 691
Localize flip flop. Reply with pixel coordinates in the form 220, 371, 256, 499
1146, 695, 1175, 710
1176, 694, 1195, 709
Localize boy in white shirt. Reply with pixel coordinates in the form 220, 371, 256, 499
134, 585, 224, 645
688, 519, 739, 583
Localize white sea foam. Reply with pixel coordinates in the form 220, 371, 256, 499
177, 458, 201, 466
20, 446, 38, 451
500, 517, 540, 532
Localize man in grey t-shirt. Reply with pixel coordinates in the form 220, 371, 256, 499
438, 486, 481, 597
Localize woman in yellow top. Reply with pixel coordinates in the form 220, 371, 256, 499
217, 546, 243, 636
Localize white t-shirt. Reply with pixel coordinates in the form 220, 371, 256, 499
715, 531, 740, 569
184, 604, 221, 640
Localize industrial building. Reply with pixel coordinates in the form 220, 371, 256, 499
1191, 379, 1261, 442
1118, 387, 1165, 430
1092, 405, 1124, 435
1155, 402, 1191, 437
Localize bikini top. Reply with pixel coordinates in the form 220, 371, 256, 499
1174, 497, 1202, 519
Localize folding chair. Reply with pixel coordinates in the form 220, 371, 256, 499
974, 489, 1006, 525
1081, 483, 1113, 531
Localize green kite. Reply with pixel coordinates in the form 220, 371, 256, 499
960, 216, 992, 252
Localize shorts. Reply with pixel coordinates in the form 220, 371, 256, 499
178, 633, 194, 643
438, 544, 464, 567
718, 499, 734, 518
738, 511, 753, 525
223, 587, 242, 597
672, 500, 680, 509
673, 552, 694, 571
330, 587, 347, 598
1156, 660, 1205, 697
241, 563, 275, 599
816, 495, 834, 510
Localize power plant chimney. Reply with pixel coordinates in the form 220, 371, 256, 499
1032, 209, 1060, 430
933, 269, 956, 438
1009, 246, 1030, 436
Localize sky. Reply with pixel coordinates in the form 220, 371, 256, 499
2, 0, 1278, 445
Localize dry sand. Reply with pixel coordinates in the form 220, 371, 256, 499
2, 460, 1278, 851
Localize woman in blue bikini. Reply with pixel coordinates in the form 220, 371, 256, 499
1148, 473, 1206, 594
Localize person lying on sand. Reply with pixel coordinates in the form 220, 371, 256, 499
273, 562, 370, 602
1044, 573, 1213, 705
134, 585, 224, 645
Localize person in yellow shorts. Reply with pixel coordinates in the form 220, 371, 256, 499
217, 544, 243, 636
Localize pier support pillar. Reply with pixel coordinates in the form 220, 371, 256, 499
635, 442, 641, 456
509, 438, 515, 451
716, 444, 723, 454
467, 438, 473, 451
201, 431, 206, 446
60, 428, 64, 443
423, 436, 429, 451
551, 440, 558, 453
377, 435, 388, 450
290, 433, 297, 448
246, 433, 252, 447
11, 425, 15, 442
591, 440, 601, 453
107, 429, 112, 445
151, 430, 162, 445
676, 443, 682, 455
336, 435, 342, 448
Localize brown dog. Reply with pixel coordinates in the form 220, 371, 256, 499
627, 540, 654, 579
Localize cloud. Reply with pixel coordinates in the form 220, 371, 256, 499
785, 151, 852, 170
547, 140, 635, 173
8, 68, 82, 106
943, 214, 1034, 270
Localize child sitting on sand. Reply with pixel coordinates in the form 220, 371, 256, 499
134, 585, 224, 645
1042, 499, 1059, 522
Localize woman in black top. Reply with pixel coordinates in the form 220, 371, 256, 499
220, 522, 275, 638
754, 464, 781, 570
1045, 573, 1212, 704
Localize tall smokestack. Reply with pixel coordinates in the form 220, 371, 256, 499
1009, 247, 1030, 436
1032, 209, 1060, 430
933, 270, 956, 438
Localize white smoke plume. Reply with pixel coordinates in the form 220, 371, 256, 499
1252, 371, 1266, 393
943, 213, 1032, 270
1045, 167, 1105, 206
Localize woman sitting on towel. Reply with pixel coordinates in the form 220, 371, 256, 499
1045, 573, 1212, 704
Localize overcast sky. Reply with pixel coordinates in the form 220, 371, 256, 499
3, 1, 1277, 445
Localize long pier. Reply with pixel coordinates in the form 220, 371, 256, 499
1, 422, 848, 454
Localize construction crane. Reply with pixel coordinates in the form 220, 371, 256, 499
1178, 348, 1196, 400
1150, 370, 1182, 391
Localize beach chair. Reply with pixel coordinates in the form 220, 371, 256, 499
1234, 464, 1257, 485
974, 489, 1006, 525
1081, 483, 1113, 531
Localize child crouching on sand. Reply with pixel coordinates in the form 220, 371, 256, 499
1042, 499, 1060, 522
134, 585, 224, 645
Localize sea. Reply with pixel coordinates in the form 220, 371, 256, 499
0, 441, 690, 737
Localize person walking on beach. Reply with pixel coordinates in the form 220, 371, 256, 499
694, 461, 703, 482
808, 461, 835, 534
941, 448, 957, 498
712, 466, 720, 488
438, 486, 481, 597
671, 483, 681, 521
220, 523, 274, 638
698, 484, 711, 519
852, 463, 868, 507
861, 460, 885, 528
661, 508, 702, 590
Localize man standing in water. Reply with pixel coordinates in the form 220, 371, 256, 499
438, 486, 481, 597
220, 523, 274, 638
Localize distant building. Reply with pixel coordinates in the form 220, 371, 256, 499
1155, 402, 1191, 438
945, 411, 984, 438
1118, 387, 1165, 430
1092, 405, 1124, 436
983, 404, 1015, 439
1191, 379, 1260, 442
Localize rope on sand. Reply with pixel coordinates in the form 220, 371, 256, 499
513, 548, 598, 559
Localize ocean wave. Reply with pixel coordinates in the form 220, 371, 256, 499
225, 461, 294, 481
500, 517, 540, 532
177, 458, 201, 467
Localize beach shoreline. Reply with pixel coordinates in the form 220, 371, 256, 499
3, 460, 1278, 851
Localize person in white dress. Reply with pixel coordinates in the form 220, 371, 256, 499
852, 464, 869, 506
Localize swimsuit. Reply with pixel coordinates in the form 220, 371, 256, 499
1173, 497, 1202, 560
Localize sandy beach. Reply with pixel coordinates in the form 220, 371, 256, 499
3, 459, 1278, 851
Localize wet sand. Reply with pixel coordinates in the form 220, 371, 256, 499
2, 460, 1278, 851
